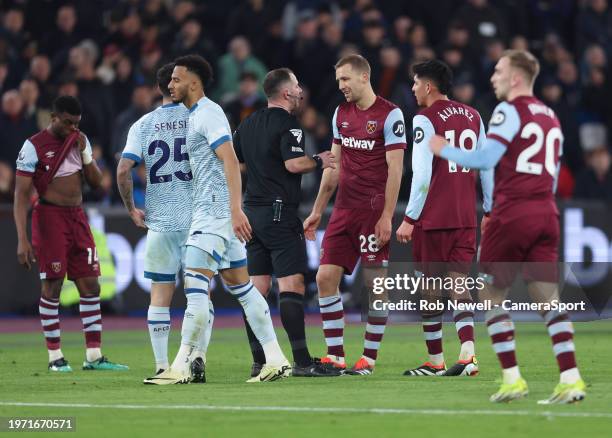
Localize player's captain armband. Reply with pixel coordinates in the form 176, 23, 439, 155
81, 136, 93, 165
16, 139, 38, 175
487, 102, 520, 146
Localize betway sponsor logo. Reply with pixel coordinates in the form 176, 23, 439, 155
341, 136, 375, 150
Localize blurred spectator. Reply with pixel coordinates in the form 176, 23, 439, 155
391, 16, 412, 59
140, 0, 168, 26
510, 35, 529, 51
68, 42, 114, 151
455, 0, 507, 52
0, 160, 14, 203
0, 90, 37, 166
298, 105, 329, 198
452, 76, 476, 106
111, 54, 139, 113
42, 4, 81, 63
557, 59, 581, 108
0, 8, 27, 53
478, 39, 505, 92
227, 0, 282, 57
106, 12, 142, 62
574, 123, 612, 200
111, 84, 154, 161
19, 78, 50, 130
214, 36, 267, 102
171, 17, 217, 63
138, 45, 163, 85
376, 46, 403, 100
283, 10, 327, 104
540, 76, 582, 172
576, 0, 612, 56
359, 19, 387, 83
29, 55, 54, 108
224, 72, 267, 129
442, 21, 474, 64
407, 22, 429, 51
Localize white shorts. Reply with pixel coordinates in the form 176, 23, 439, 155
184, 216, 247, 271
144, 229, 189, 282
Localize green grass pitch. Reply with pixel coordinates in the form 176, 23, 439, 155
0, 321, 611, 437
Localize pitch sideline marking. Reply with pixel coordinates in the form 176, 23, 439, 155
1, 402, 611, 419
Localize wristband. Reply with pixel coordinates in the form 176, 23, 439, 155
81, 142, 93, 165
312, 154, 323, 170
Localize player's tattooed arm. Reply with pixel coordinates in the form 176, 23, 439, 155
117, 157, 146, 228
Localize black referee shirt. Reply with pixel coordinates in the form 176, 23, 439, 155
233, 107, 307, 207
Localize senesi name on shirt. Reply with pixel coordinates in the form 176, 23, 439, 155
154, 120, 188, 132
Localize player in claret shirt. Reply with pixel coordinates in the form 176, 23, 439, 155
397, 60, 493, 378
14, 96, 127, 372
431, 50, 585, 404
304, 54, 406, 375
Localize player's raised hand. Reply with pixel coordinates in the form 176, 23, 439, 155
303, 212, 321, 241
375, 214, 392, 247
17, 239, 36, 270
429, 135, 448, 156
129, 208, 147, 228
232, 208, 252, 242
396, 221, 414, 244
316, 151, 336, 170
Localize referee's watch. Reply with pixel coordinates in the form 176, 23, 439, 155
312, 154, 323, 170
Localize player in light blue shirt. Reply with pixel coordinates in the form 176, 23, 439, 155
117, 64, 213, 381
146, 55, 289, 385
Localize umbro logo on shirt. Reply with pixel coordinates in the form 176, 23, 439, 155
45, 151, 55, 158
290, 129, 303, 143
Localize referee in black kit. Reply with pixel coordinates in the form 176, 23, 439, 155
233, 68, 338, 377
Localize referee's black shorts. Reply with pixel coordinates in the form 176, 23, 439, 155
244, 205, 307, 277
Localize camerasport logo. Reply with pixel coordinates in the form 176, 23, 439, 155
51, 262, 62, 273
366, 120, 377, 134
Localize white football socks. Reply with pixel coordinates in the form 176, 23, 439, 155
229, 281, 286, 366
147, 305, 171, 371
173, 270, 210, 374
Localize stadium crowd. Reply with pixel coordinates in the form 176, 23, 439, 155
0, 0, 611, 205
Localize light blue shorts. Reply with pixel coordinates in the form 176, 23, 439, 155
184, 216, 247, 271
143, 229, 189, 282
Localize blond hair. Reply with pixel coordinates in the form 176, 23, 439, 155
334, 54, 371, 75
503, 49, 540, 85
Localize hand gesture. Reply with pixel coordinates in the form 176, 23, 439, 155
429, 134, 448, 156
232, 208, 252, 242
17, 239, 36, 270
375, 214, 392, 248
396, 221, 414, 244
315, 151, 336, 170
129, 208, 147, 228
303, 212, 321, 241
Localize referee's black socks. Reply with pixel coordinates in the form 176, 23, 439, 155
279, 291, 312, 367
